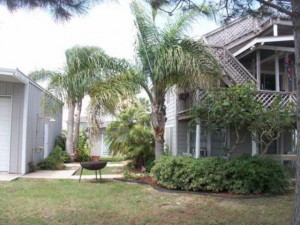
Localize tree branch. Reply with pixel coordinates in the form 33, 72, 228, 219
255, 0, 294, 17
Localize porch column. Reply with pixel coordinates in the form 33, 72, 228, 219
275, 51, 280, 91
251, 136, 258, 156
273, 24, 278, 36
256, 50, 261, 90
195, 123, 201, 158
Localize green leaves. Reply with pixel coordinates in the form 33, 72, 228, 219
190, 84, 296, 154
106, 102, 154, 167
151, 155, 290, 194
131, 0, 221, 98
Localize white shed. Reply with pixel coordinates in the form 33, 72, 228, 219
0, 68, 62, 174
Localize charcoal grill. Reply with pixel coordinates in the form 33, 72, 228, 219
79, 161, 107, 182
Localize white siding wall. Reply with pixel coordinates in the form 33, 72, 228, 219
0, 81, 24, 173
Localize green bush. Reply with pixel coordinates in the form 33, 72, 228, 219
225, 155, 290, 194
151, 156, 226, 191
37, 146, 70, 170
55, 133, 66, 151
151, 155, 290, 194
74, 131, 91, 162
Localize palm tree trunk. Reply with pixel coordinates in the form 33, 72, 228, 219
150, 96, 166, 159
292, 1, 300, 223
73, 100, 82, 151
66, 102, 75, 155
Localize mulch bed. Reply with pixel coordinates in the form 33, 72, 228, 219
114, 176, 265, 199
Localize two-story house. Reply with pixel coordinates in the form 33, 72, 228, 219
165, 16, 296, 160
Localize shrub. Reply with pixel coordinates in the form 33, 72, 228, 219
37, 146, 70, 170
55, 133, 66, 151
151, 155, 290, 194
74, 131, 91, 162
151, 156, 227, 192
224, 155, 290, 194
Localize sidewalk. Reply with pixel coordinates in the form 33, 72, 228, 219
0, 173, 20, 181
21, 161, 125, 180
0, 161, 126, 181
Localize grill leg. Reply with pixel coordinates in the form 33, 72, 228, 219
95, 170, 97, 180
79, 168, 83, 182
100, 169, 102, 181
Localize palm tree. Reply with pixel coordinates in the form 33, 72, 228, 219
88, 69, 139, 131
29, 46, 126, 154
131, 1, 221, 158
105, 99, 154, 168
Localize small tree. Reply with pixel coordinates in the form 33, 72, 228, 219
249, 98, 295, 155
191, 84, 295, 156
190, 84, 260, 155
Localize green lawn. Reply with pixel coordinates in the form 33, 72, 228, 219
0, 179, 294, 225
75, 166, 125, 175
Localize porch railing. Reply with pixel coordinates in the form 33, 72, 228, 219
255, 90, 297, 107
177, 89, 296, 116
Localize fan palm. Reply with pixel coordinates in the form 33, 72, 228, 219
131, 1, 221, 158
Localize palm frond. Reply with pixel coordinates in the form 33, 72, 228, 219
28, 69, 62, 81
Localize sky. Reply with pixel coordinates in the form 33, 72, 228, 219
0, 0, 219, 74
0, 0, 219, 125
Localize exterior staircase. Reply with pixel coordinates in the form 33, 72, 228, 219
209, 46, 256, 85
176, 16, 296, 116
202, 16, 271, 86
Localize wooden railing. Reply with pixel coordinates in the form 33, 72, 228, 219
255, 90, 297, 107
210, 46, 256, 85
177, 89, 296, 116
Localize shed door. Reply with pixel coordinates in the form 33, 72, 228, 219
0, 97, 12, 172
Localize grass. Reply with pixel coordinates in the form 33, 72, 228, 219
100, 156, 124, 162
0, 179, 294, 225
75, 166, 125, 175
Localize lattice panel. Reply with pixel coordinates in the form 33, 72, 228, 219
177, 89, 296, 115
254, 91, 296, 107
206, 17, 256, 46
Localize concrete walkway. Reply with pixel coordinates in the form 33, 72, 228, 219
0, 161, 126, 181
22, 169, 77, 179
0, 173, 20, 181
21, 161, 125, 180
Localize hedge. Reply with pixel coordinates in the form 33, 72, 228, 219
151, 155, 290, 194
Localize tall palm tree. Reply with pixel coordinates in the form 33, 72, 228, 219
131, 1, 221, 158
29, 46, 127, 154
88, 69, 139, 131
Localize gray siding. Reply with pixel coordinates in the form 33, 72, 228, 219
177, 120, 188, 155
230, 128, 252, 156
0, 81, 24, 173
165, 88, 177, 155
25, 83, 62, 173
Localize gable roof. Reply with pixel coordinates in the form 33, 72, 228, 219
0, 67, 63, 104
